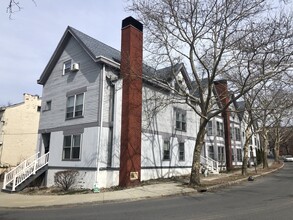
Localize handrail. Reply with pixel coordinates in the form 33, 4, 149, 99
200, 155, 219, 173
11, 152, 49, 191
2, 152, 39, 189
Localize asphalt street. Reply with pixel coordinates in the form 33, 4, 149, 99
1, 163, 292, 220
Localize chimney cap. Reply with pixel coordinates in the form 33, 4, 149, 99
122, 16, 143, 32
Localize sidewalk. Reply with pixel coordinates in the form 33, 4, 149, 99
0, 161, 282, 208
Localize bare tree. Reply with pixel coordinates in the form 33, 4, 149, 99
128, 0, 293, 186
6, 0, 36, 19
268, 88, 293, 162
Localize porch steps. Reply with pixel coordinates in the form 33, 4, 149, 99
2, 165, 48, 193
2, 152, 49, 193
200, 155, 219, 174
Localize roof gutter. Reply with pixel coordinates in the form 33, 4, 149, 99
95, 56, 120, 69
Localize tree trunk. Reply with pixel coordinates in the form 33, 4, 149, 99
262, 128, 269, 168
274, 127, 280, 163
242, 126, 251, 175
190, 118, 206, 186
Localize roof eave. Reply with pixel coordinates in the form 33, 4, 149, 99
95, 56, 120, 69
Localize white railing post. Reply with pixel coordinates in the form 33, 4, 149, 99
33, 161, 37, 174
2, 174, 7, 190
12, 176, 16, 191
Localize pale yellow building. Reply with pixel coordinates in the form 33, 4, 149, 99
0, 94, 41, 173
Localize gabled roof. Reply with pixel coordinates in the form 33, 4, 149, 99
235, 101, 245, 120
38, 27, 192, 90
69, 27, 121, 63
143, 63, 192, 90
38, 26, 121, 85
191, 78, 209, 97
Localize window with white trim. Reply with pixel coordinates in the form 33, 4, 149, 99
63, 60, 72, 75
178, 142, 185, 161
237, 148, 242, 162
63, 134, 81, 160
216, 121, 224, 137
218, 146, 225, 161
235, 127, 241, 141
66, 93, 84, 119
163, 141, 170, 160
230, 126, 234, 139
175, 109, 186, 131
208, 145, 215, 160
207, 121, 213, 136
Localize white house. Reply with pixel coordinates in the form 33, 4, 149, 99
2, 17, 260, 192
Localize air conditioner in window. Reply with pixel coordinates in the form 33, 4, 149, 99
177, 74, 183, 83
0, 141, 2, 145
71, 63, 80, 72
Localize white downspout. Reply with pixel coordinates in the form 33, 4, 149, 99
96, 64, 105, 187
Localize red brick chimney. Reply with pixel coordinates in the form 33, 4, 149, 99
119, 17, 143, 187
214, 80, 233, 171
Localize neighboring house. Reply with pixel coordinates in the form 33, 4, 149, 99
203, 83, 259, 170
0, 94, 41, 174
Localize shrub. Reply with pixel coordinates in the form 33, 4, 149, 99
54, 170, 79, 191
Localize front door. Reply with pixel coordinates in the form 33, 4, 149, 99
42, 133, 51, 153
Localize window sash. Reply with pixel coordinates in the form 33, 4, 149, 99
63, 134, 81, 160
45, 100, 51, 111
218, 146, 224, 161
179, 143, 185, 161
207, 121, 213, 136
237, 149, 242, 162
175, 110, 186, 131
217, 122, 224, 137
163, 141, 170, 160
63, 60, 71, 74
235, 128, 241, 141
208, 145, 214, 160
66, 93, 84, 119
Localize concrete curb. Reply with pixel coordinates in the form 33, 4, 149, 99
206, 162, 284, 191
0, 163, 284, 209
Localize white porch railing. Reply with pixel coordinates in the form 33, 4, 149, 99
2, 152, 39, 187
200, 155, 219, 174
2, 152, 49, 191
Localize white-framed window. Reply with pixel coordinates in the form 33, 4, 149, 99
208, 145, 215, 160
237, 148, 242, 162
179, 142, 185, 161
63, 60, 72, 75
163, 141, 170, 160
218, 146, 225, 161
66, 93, 84, 119
63, 134, 81, 160
207, 121, 213, 136
230, 126, 234, 139
175, 109, 186, 131
235, 127, 241, 141
216, 121, 224, 137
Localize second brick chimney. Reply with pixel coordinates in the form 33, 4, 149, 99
214, 80, 233, 171
119, 17, 143, 187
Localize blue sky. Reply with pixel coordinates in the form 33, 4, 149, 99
0, 0, 130, 106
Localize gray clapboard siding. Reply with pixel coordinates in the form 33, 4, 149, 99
39, 36, 102, 130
